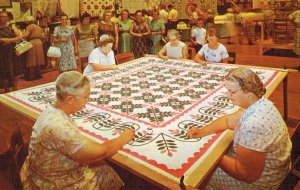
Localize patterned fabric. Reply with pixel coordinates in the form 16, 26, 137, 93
206, 98, 292, 190
118, 19, 132, 53
20, 106, 123, 190
0, 26, 21, 85
198, 43, 229, 63
98, 21, 116, 38
289, 10, 300, 55
74, 24, 97, 58
149, 19, 165, 55
132, 21, 148, 58
53, 26, 77, 71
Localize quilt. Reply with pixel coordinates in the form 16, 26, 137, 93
2, 57, 281, 181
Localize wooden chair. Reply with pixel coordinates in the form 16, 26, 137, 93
7, 123, 29, 190
227, 51, 236, 64
80, 56, 89, 73
115, 52, 135, 65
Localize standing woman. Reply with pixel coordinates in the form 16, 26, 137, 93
0, 11, 22, 92
289, 9, 300, 56
53, 14, 78, 73
118, 9, 132, 53
149, 9, 165, 55
22, 16, 45, 80
74, 13, 98, 58
130, 10, 150, 58
98, 11, 118, 53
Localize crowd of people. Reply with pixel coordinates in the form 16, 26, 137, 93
0, 5, 294, 190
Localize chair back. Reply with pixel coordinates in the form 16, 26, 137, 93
115, 52, 135, 65
7, 123, 29, 190
80, 56, 89, 73
228, 51, 236, 64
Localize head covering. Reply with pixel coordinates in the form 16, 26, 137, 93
99, 34, 110, 42
25, 15, 35, 22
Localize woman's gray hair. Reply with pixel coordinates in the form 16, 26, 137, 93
225, 68, 266, 98
55, 71, 90, 101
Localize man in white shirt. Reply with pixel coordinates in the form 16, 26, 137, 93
190, 18, 206, 52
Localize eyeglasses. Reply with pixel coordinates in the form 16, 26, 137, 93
226, 88, 241, 95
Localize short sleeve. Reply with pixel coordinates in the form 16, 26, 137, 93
221, 45, 229, 59
42, 121, 86, 156
53, 26, 58, 37
88, 49, 100, 64
237, 121, 271, 152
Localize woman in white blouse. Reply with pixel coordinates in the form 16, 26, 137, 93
194, 27, 229, 65
83, 34, 118, 74
158, 29, 188, 60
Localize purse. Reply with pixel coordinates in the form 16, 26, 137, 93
47, 46, 61, 58
15, 39, 33, 56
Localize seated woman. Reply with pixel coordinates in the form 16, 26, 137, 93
158, 29, 188, 60
83, 34, 118, 74
21, 71, 135, 189
188, 68, 291, 190
194, 27, 229, 65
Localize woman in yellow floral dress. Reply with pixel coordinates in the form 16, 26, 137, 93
20, 71, 135, 189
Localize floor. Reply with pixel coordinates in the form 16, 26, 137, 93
0, 36, 299, 189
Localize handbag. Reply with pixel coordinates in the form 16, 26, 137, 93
47, 46, 61, 58
15, 39, 33, 56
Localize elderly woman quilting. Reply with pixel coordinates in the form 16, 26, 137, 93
188, 68, 291, 190
21, 71, 135, 189
83, 34, 118, 74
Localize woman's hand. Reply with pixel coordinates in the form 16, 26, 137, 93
187, 128, 201, 138
121, 128, 135, 143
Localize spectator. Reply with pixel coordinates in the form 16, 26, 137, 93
98, 11, 119, 52
289, 9, 300, 56
159, 4, 169, 25
168, 5, 179, 30
53, 14, 78, 73
0, 11, 22, 92
74, 12, 98, 59
130, 10, 150, 58
149, 9, 165, 54
22, 16, 45, 80
118, 9, 133, 53
190, 18, 206, 52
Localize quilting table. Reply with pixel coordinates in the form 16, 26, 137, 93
0, 57, 288, 189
